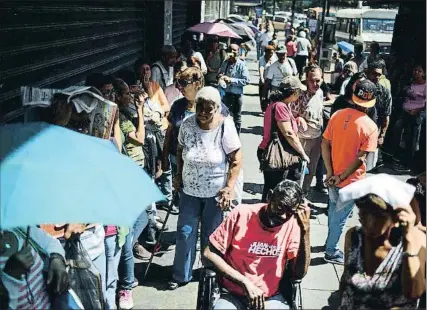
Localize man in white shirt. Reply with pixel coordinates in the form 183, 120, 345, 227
263, 46, 297, 98
181, 34, 207, 74
151, 45, 177, 90
295, 31, 312, 79
258, 45, 278, 111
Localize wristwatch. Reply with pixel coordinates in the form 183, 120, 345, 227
402, 251, 419, 257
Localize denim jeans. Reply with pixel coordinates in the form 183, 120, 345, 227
133, 211, 149, 244
118, 228, 134, 291
156, 168, 173, 203
172, 192, 224, 283
325, 186, 355, 256
393, 110, 425, 166
223, 93, 243, 134
214, 292, 289, 310
104, 235, 122, 310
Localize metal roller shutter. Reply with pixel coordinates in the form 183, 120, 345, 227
172, 0, 201, 46
0, 0, 146, 122
204, 1, 220, 22
172, 1, 188, 45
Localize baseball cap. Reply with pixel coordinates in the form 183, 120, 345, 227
352, 78, 376, 108
279, 76, 307, 91
276, 45, 287, 54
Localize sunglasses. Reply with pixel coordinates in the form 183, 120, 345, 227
177, 79, 194, 87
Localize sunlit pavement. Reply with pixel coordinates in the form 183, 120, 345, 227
132, 47, 411, 309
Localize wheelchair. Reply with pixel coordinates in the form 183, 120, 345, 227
196, 262, 303, 310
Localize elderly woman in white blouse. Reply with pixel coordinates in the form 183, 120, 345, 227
168, 86, 242, 290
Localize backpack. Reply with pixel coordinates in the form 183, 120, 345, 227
151, 63, 167, 89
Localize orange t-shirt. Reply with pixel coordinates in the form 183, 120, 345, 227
209, 203, 301, 297
323, 108, 378, 188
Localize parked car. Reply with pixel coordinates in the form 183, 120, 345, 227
228, 14, 246, 23
272, 15, 288, 31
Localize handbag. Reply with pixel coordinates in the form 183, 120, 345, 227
262, 103, 301, 171
219, 121, 244, 208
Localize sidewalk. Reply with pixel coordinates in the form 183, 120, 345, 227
132, 50, 408, 309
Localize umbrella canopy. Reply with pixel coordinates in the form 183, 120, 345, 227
233, 22, 257, 37
218, 23, 253, 42
337, 41, 355, 54
0, 122, 164, 230
187, 22, 241, 39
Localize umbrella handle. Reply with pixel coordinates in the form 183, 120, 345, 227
25, 226, 31, 247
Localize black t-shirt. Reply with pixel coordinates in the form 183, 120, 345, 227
331, 95, 377, 121
406, 177, 426, 226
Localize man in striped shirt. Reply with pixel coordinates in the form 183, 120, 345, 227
1, 227, 68, 309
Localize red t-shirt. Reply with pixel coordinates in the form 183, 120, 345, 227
259, 102, 298, 150
209, 203, 301, 297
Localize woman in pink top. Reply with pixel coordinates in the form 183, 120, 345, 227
257, 76, 309, 202
393, 64, 426, 170
286, 36, 297, 58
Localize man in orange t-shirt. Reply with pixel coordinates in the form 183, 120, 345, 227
203, 180, 311, 310
321, 78, 378, 265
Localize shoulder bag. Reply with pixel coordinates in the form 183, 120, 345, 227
262, 103, 301, 171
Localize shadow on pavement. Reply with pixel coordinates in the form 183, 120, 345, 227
241, 125, 263, 136
241, 110, 263, 117
243, 182, 263, 195
308, 189, 329, 205
311, 245, 326, 253
135, 263, 202, 291
310, 257, 327, 266
321, 290, 340, 310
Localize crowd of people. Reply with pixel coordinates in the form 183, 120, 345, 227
0, 19, 425, 310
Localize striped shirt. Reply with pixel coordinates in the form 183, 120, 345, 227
0, 240, 50, 309
1, 228, 65, 309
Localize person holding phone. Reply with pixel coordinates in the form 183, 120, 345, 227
113, 78, 148, 309
337, 175, 426, 309
217, 44, 250, 134
321, 78, 379, 265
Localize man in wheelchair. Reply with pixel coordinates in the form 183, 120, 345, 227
203, 180, 311, 310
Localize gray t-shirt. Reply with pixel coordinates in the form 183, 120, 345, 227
296, 37, 312, 56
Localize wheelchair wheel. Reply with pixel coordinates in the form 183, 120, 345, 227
196, 268, 218, 310
293, 282, 303, 310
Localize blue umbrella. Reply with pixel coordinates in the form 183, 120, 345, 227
337, 41, 354, 54
0, 122, 164, 230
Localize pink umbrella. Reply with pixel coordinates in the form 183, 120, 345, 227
187, 22, 242, 39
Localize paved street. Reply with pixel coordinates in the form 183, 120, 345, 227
132, 50, 411, 309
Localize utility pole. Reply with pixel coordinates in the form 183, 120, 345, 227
273, 0, 276, 17
291, 0, 296, 28
317, 0, 328, 62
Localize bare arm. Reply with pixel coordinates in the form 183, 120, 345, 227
203, 243, 249, 288
263, 79, 271, 99
225, 149, 243, 190
259, 67, 265, 84
401, 228, 426, 299
293, 230, 310, 279
277, 121, 307, 157
321, 138, 333, 177
338, 150, 368, 181
127, 105, 145, 145
113, 110, 122, 151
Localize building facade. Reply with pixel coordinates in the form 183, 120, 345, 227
0, 0, 229, 123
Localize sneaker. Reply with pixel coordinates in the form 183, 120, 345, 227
133, 242, 151, 260
167, 279, 188, 290
118, 290, 134, 310
393, 162, 411, 173
324, 251, 344, 265
314, 183, 328, 194
132, 279, 139, 289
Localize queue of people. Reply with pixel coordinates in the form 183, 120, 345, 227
0, 27, 425, 310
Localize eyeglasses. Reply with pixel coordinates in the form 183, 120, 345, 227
177, 79, 194, 87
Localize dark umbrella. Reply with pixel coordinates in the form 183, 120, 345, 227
216, 21, 251, 42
